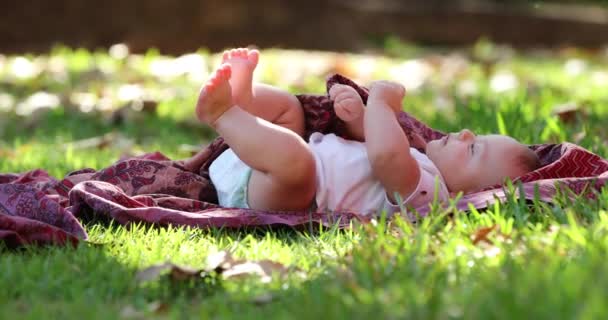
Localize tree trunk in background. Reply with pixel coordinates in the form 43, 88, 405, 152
1, 0, 608, 54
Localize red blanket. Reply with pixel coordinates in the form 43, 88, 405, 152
1, 75, 607, 248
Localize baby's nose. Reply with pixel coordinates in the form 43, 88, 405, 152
458, 129, 475, 140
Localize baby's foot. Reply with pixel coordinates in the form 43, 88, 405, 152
195, 64, 233, 126
329, 84, 365, 122
221, 48, 259, 106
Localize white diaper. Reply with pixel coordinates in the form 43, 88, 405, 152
208, 149, 252, 208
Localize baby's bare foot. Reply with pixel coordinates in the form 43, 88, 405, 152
195, 64, 233, 126
221, 48, 259, 106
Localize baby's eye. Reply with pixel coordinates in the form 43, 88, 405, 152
470, 143, 475, 155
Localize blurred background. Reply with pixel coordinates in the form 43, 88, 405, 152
2, 0, 608, 53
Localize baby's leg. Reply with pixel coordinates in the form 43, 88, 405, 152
222, 48, 305, 136
196, 65, 316, 211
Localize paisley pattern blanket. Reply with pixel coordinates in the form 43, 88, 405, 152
1, 74, 607, 248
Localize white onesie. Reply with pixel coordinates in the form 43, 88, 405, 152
209, 132, 449, 216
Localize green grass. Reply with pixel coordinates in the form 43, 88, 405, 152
1, 42, 608, 319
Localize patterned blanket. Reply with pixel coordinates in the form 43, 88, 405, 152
1, 75, 607, 248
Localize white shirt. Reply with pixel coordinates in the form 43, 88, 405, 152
309, 132, 449, 216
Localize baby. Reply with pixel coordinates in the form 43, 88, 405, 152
196, 48, 540, 215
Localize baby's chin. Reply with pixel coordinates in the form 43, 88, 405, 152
425, 139, 441, 156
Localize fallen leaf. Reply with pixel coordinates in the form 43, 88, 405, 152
472, 225, 496, 245
135, 252, 302, 286
140, 99, 158, 114
220, 259, 302, 283
169, 265, 203, 281
135, 262, 172, 283
147, 301, 170, 315
222, 261, 275, 283
206, 250, 238, 272
135, 262, 203, 283
552, 102, 585, 124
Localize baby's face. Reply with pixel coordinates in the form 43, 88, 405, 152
425, 129, 527, 193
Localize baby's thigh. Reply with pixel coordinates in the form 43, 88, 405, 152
247, 168, 316, 212
275, 95, 306, 137
251, 84, 306, 136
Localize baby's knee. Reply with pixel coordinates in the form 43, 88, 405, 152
289, 153, 317, 208
283, 145, 316, 186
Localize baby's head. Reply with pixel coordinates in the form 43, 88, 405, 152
425, 129, 540, 194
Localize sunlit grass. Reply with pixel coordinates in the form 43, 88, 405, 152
1, 42, 608, 319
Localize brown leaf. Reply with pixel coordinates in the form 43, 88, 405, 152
552, 103, 585, 124
204, 251, 305, 283
135, 262, 203, 283
140, 99, 158, 114
169, 265, 203, 281
221, 259, 296, 283
472, 225, 496, 245
222, 261, 275, 283
148, 301, 170, 315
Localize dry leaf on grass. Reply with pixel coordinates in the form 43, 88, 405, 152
552, 102, 586, 124
135, 262, 203, 283
168, 264, 204, 281
205, 250, 238, 272
135, 250, 305, 285
222, 260, 287, 283
471, 225, 497, 245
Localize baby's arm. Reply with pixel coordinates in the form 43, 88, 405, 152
329, 84, 365, 141
364, 81, 420, 203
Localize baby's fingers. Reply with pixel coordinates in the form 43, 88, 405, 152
329, 84, 356, 99
334, 97, 363, 122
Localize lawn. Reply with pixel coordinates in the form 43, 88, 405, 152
1, 41, 608, 319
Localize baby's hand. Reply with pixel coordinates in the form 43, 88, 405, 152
329, 84, 365, 122
368, 80, 405, 113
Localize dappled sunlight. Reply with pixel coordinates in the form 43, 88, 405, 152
388, 59, 433, 92
9, 56, 41, 79
15, 91, 60, 116
2, 38, 608, 318
489, 72, 519, 93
